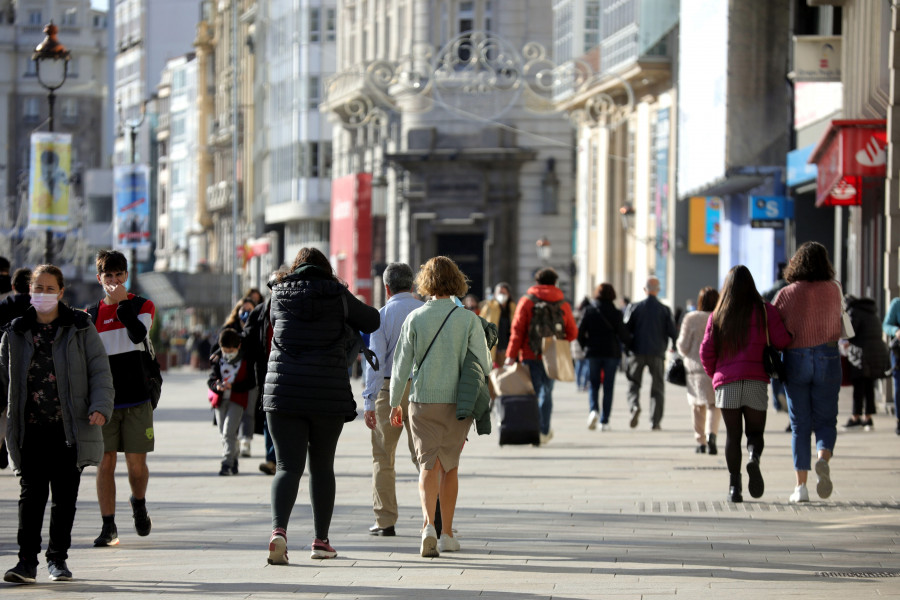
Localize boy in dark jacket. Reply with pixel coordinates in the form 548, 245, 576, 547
208, 329, 256, 475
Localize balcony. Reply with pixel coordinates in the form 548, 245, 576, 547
206, 181, 233, 213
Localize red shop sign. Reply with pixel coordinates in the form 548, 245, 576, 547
808, 119, 886, 207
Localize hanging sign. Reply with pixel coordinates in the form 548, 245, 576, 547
27, 132, 72, 232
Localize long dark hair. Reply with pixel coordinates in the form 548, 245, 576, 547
712, 265, 764, 358
275, 247, 340, 283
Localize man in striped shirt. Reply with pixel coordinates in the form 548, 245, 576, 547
91, 250, 155, 547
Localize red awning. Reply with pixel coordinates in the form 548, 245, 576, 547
808, 119, 887, 207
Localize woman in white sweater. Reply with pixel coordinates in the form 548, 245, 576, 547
676, 287, 720, 455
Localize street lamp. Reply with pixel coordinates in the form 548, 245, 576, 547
32, 22, 71, 134
118, 99, 147, 164
536, 236, 552, 263
117, 99, 148, 291
32, 21, 70, 265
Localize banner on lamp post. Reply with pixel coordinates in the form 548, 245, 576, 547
113, 164, 152, 255
27, 132, 72, 232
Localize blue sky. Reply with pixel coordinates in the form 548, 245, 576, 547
91, 0, 108, 10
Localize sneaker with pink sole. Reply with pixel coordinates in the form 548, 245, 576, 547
310, 538, 337, 559
267, 528, 289, 565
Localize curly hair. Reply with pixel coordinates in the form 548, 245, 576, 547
784, 241, 834, 283
414, 256, 469, 298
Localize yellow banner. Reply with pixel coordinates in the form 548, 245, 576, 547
27, 132, 72, 232
688, 196, 720, 254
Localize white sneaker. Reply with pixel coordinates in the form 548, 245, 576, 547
587, 411, 599, 430
420, 524, 439, 557
539, 429, 554, 445
815, 458, 833, 499
438, 533, 460, 552
240, 439, 251, 458
599, 423, 611, 432
789, 484, 809, 503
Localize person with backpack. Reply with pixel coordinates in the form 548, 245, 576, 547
89, 250, 156, 547
624, 277, 678, 430
843, 295, 890, 431
264, 247, 379, 565
504, 268, 578, 444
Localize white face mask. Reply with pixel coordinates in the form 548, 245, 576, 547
31, 293, 59, 314
222, 351, 238, 361
495, 293, 508, 305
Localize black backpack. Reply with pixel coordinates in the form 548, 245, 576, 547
88, 296, 163, 409
526, 293, 567, 355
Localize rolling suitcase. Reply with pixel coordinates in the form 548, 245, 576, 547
494, 394, 541, 446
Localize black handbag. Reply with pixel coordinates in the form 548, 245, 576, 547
761, 304, 786, 381
665, 354, 687, 386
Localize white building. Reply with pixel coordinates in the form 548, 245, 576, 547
323, 0, 575, 304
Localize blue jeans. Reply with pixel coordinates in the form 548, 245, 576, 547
525, 359, 554, 435
575, 359, 590, 389
588, 357, 620, 423
783, 344, 841, 471
771, 378, 785, 411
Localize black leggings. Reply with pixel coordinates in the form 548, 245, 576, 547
851, 378, 876, 416
267, 412, 344, 540
720, 407, 767, 476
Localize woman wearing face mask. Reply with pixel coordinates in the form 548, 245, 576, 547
478, 283, 516, 368
1, 265, 114, 584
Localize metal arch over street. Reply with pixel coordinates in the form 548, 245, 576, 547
321, 30, 635, 130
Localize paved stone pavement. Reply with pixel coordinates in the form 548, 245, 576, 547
1, 365, 899, 599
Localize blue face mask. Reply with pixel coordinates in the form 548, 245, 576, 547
451, 296, 465, 308
239, 311, 250, 322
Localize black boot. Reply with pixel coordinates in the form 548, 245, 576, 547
707, 433, 718, 455
746, 455, 764, 498
728, 473, 743, 503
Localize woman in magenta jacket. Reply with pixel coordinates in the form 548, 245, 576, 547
700, 266, 792, 502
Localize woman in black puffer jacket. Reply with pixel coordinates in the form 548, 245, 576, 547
264, 248, 379, 566
843, 295, 890, 430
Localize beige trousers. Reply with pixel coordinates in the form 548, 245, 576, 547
372, 379, 417, 528
692, 404, 722, 445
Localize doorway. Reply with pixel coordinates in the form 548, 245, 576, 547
436, 233, 485, 300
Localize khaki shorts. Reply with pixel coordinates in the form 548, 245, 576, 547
102, 402, 155, 454
408, 402, 471, 471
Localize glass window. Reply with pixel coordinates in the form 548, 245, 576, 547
62, 8, 77, 26
310, 142, 320, 178
310, 7, 320, 42
326, 8, 336, 42
23, 97, 40, 120
28, 10, 42, 25
308, 76, 320, 109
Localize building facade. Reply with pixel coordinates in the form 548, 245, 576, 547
0, 0, 108, 305
324, 0, 575, 305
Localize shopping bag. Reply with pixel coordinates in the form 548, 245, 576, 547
541, 337, 576, 382
490, 363, 536, 396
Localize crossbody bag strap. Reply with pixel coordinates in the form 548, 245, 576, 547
415, 305, 459, 371
761, 301, 770, 345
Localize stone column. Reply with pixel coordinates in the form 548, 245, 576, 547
886, 4, 900, 304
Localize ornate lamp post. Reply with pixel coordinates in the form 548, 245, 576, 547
32, 22, 70, 264
32, 22, 70, 133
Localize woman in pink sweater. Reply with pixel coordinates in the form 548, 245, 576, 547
700, 266, 791, 502
773, 242, 843, 504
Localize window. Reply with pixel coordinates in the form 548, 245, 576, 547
62, 7, 77, 26
24, 58, 37, 77
325, 8, 336, 42
310, 142, 320, 178
68, 57, 79, 78
322, 141, 332, 178
28, 10, 42, 25
23, 98, 40, 121
309, 7, 320, 43
457, 1, 475, 62
308, 76, 320, 109
172, 115, 186, 140
62, 98, 78, 119
93, 14, 107, 28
